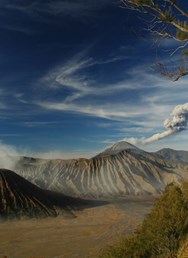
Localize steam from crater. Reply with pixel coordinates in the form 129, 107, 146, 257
0, 142, 21, 170
124, 103, 188, 145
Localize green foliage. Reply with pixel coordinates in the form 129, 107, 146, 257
99, 182, 188, 258
139, 184, 187, 257
137, 0, 151, 6
177, 237, 188, 258
176, 19, 188, 30
181, 49, 188, 56
98, 236, 145, 258
128, 0, 152, 6
160, 8, 174, 22
176, 30, 188, 41
181, 181, 188, 202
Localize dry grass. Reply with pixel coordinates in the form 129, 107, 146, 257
0, 198, 153, 258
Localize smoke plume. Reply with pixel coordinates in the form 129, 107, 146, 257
124, 103, 188, 145
0, 141, 22, 170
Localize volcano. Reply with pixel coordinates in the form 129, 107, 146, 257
12, 142, 188, 198
0, 168, 96, 219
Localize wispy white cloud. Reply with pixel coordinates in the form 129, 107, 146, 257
39, 51, 133, 103
0, 103, 6, 109
0, 0, 113, 37
93, 122, 114, 128
118, 126, 155, 134
0, 140, 96, 165
0, 0, 111, 22
37, 101, 151, 120
35, 49, 188, 135
0, 24, 33, 35
6, 43, 182, 154
44, 0, 110, 15
32, 149, 97, 160
22, 121, 60, 128
0, 134, 22, 137
97, 139, 115, 145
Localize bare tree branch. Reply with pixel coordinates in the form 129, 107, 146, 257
120, 0, 188, 81
166, 0, 188, 18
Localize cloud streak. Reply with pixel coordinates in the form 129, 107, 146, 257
0, 0, 111, 21
30, 48, 188, 158
37, 101, 150, 120
36, 50, 173, 122
40, 51, 133, 102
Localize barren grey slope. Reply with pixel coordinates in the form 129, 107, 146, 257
95, 141, 139, 158
14, 147, 188, 198
154, 148, 188, 164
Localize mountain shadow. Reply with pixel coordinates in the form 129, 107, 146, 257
0, 168, 107, 220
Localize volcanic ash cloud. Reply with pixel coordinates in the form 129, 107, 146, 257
124, 103, 188, 145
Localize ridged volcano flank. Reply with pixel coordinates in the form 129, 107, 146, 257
0, 169, 105, 220
14, 148, 188, 198
95, 141, 139, 158
0, 168, 58, 219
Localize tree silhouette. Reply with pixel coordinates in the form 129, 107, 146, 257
121, 0, 188, 81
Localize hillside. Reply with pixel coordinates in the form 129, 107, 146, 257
0, 168, 95, 219
12, 142, 188, 198
155, 148, 188, 164
98, 182, 188, 258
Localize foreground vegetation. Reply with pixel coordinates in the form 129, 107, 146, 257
98, 182, 188, 258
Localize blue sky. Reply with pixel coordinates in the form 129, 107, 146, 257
0, 0, 188, 158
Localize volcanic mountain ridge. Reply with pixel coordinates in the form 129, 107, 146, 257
12, 141, 188, 198
0, 168, 94, 219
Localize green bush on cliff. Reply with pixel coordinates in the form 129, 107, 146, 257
99, 182, 188, 258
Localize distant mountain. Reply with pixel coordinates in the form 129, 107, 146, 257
154, 148, 188, 164
95, 141, 139, 158
0, 169, 95, 220
13, 142, 188, 198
